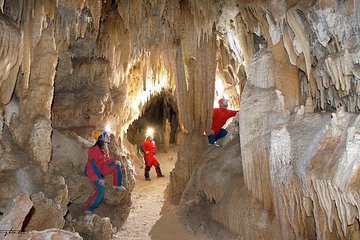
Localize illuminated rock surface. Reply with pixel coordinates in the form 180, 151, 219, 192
1, 0, 360, 239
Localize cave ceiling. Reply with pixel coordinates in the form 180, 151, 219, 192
0, 0, 359, 137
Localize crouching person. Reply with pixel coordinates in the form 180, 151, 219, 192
84, 130, 126, 214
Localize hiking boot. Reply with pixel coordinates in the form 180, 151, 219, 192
209, 141, 220, 147
84, 210, 93, 215
157, 174, 165, 178
113, 185, 127, 191
145, 177, 151, 181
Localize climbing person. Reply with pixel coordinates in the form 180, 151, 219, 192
142, 131, 165, 181
208, 97, 238, 146
84, 130, 126, 214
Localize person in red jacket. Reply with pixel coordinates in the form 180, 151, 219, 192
84, 130, 126, 214
208, 97, 238, 146
142, 133, 164, 181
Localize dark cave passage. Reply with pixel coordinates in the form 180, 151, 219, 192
126, 90, 179, 152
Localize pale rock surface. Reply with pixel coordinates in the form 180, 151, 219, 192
0, 127, 25, 171
50, 130, 133, 232
0, 13, 22, 105
240, 50, 290, 210
3, 0, 360, 239
180, 101, 360, 239
65, 214, 113, 240
50, 129, 89, 174
0, 193, 32, 239
8, 26, 57, 172
18, 229, 82, 240
23, 192, 66, 231
179, 127, 278, 239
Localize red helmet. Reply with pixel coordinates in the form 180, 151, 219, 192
218, 97, 228, 107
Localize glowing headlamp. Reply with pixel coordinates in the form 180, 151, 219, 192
145, 127, 154, 137
105, 124, 111, 133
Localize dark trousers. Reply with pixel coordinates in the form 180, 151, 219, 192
145, 165, 163, 178
208, 128, 227, 144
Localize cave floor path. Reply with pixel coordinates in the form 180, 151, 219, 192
114, 147, 204, 240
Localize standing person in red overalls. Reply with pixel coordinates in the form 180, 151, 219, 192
208, 97, 238, 146
142, 132, 165, 181
84, 130, 126, 214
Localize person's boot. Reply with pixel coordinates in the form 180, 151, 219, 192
113, 185, 127, 191
144, 165, 151, 181
156, 166, 164, 177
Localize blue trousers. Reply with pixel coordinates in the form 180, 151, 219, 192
85, 180, 105, 212
208, 128, 227, 144
85, 163, 123, 212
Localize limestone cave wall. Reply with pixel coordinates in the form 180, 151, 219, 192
1, 0, 360, 239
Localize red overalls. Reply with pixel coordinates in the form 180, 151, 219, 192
142, 139, 163, 179
84, 145, 123, 212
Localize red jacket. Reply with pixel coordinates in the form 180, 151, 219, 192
142, 139, 157, 164
211, 108, 238, 135
85, 145, 113, 181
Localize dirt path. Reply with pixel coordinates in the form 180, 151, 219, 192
115, 148, 205, 240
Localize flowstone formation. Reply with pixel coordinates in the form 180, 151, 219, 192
179, 47, 360, 239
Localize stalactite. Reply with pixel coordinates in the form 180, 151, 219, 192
323, 51, 353, 95
239, 7, 256, 33
0, 0, 4, 13
55, 59, 109, 92
31, 1, 45, 48
315, 70, 325, 109
188, 0, 217, 47
264, 107, 360, 239
269, 125, 292, 176
234, 14, 253, 70
265, 11, 281, 46
281, 21, 297, 66
309, 179, 360, 238
269, 125, 315, 239
130, 0, 144, 33
117, 0, 129, 29
273, 167, 311, 239
85, 0, 101, 35
20, 0, 34, 95
286, 8, 312, 84
249, 7, 272, 47
0, 13, 23, 104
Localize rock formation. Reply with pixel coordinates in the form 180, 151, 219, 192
1, 0, 360, 239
